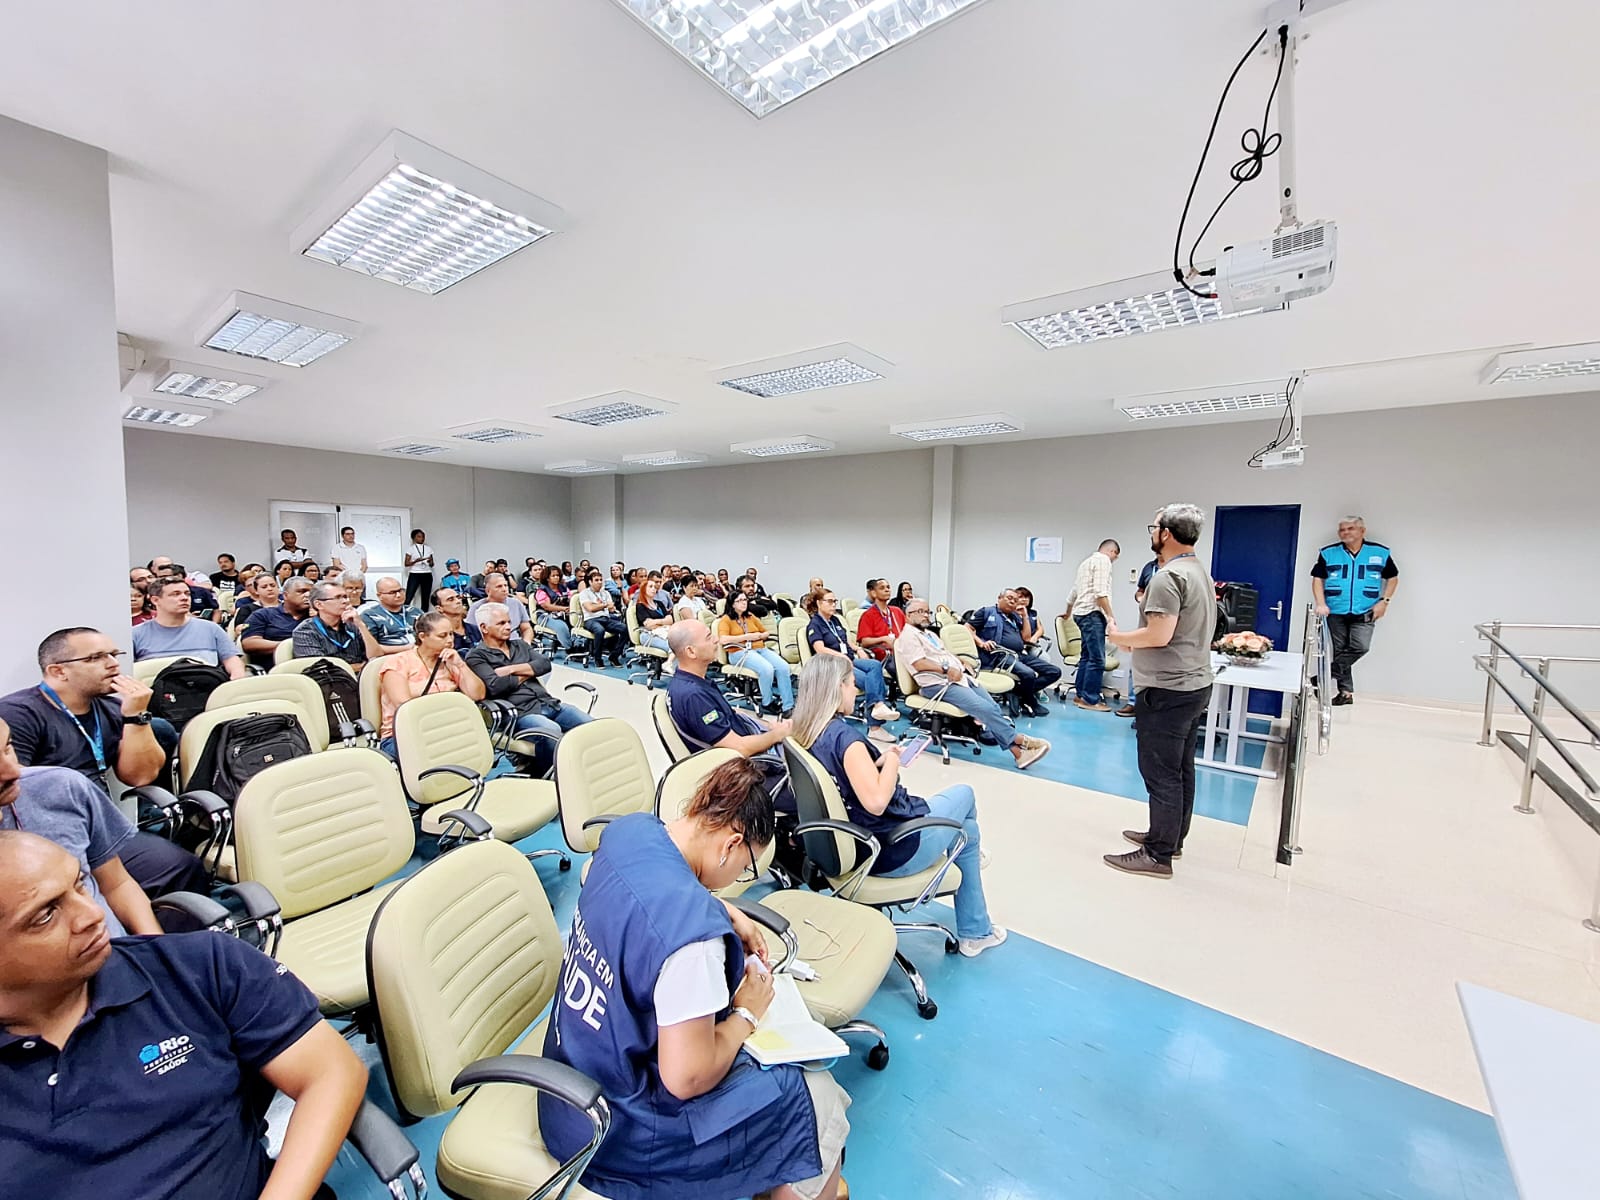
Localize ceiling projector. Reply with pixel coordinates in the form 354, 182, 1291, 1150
1213, 219, 1338, 315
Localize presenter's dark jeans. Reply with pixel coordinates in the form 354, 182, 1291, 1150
1325, 612, 1375, 694
1135, 684, 1212, 863
1073, 611, 1108, 704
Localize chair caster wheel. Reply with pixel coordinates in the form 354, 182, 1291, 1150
558, 857, 572, 872
917, 999, 938, 1020
943, 938, 959, 954
970, 746, 981, 756
866, 1043, 890, 1070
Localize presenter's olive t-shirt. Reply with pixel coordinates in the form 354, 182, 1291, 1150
1133, 555, 1217, 693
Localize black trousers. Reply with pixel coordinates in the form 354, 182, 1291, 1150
1008, 653, 1062, 702
585, 615, 629, 662
1135, 685, 1212, 864
121, 830, 210, 897
405, 572, 434, 608
1325, 611, 1376, 694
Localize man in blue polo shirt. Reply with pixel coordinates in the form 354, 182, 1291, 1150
666, 620, 795, 812
0, 832, 368, 1200
239, 578, 313, 671
1311, 515, 1399, 705
967, 588, 1062, 717
358, 577, 422, 656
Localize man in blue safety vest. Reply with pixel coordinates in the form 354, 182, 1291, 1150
1310, 516, 1399, 706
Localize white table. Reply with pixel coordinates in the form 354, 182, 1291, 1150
1196, 650, 1304, 778
1458, 982, 1600, 1199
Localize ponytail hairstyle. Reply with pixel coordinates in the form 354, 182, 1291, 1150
685, 757, 776, 850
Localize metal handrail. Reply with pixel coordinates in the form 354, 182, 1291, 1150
1473, 657, 1599, 797
1281, 606, 1333, 859
1474, 623, 1600, 746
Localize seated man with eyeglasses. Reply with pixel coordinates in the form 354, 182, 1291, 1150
0, 628, 205, 897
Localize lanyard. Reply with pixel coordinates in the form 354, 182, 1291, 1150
39, 683, 106, 773
314, 617, 356, 649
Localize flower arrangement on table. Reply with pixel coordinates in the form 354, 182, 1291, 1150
1214, 630, 1273, 665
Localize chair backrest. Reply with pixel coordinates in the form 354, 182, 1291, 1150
392, 692, 495, 805
624, 602, 643, 646
653, 749, 773, 896
359, 656, 388, 729
568, 592, 587, 626
760, 612, 779, 639
273, 639, 297, 665
130, 654, 188, 685
773, 593, 796, 606
782, 739, 858, 878
893, 651, 921, 699
650, 691, 694, 762
272, 654, 357, 680
933, 604, 955, 629
796, 621, 816, 666
939, 622, 982, 666
234, 748, 414, 919
842, 597, 861, 613
1057, 615, 1081, 659
554, 718, 654, 853
208, 674, 330, 747
367, 839, 563, 1121
177, 698, 317, 788
777, 616, 806, 665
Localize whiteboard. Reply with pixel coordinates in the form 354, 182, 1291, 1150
268, 500, 410, 586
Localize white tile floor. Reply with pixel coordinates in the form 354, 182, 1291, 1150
551, 666, 1600, 1112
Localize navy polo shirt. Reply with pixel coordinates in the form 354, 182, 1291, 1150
805, 614, 849, 655
0, 687, 125, 783
240, 604, 303, 669
667, 670, 761, 751
0, 933, 322, 1200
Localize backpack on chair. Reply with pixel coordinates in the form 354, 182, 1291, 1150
300, 657, 370, 743
188, 712, 313, 805
148, 658, 230, 731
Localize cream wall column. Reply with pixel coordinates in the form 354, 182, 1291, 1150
927, 444, 956, 605
0, 117, 127, 689
572, 475, 624, 567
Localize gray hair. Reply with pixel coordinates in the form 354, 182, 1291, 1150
339, 569, 365, 586
1339, 514, 1365, 528
791, 655, 854, 749
475, 601, 509, 626
1157, 503, 1206, 546
282, 577, 313, 598
309, 583, 344, 605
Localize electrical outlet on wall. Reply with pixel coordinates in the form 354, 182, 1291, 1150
583, 540, 591, 553
763, 555, 769, 564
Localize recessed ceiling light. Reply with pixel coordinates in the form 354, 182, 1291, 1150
1003, 269, 1284, 349
123, 404, 210, 428
149, 359, 268, 405
891, 413, 1023, 441
199, 291, 360, 367
1481, 342, 1600, 385
380, 441, 448, 457
1115, 380, 1292, 422
292, 131, 565, 296
612, 0, 987, 117
447, 421, 542, 445
623, 450, 710, 467
717, 342, 891, 398
547, 391, 675, 427
546, 459, 618, 475
730, 435, 834, 458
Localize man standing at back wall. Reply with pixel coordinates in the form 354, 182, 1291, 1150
1311, 515, 1398, 707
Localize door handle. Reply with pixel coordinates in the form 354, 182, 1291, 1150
1271, 601, 1284, 620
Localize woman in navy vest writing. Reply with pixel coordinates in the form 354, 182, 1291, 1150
540, 757, 851, 1200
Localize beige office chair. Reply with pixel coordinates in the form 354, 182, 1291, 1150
391, 692, 568, 869
131, 654, 189, 685
785, 738, 964, 1020
776, 616, 806, 681
625, 604, 671, 686
843, 607, 864, 636
358, 654, 388, 731
892, 655, 980, 762
938, 622, 1018, 713
932, 604, 957, 630
208, 673, 330, 748
232, 748, 416, 1018
842, 597, 861, 613
649, 690, 694, 763
177, 698, 325, 791
566, 592, 596, 667
273, 640, 297, 666
366, 838, 611, 1200
551, 718, 654, 857
272, 654, 357, 680
656, 750, 896, 1069
1056, 614, 1122, 701
716, 631, 765, 711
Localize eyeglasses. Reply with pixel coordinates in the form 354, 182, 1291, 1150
1147, 524, 1161, 534
906, 607, 930, 615
736, 840, 759, 885
55, 650, 126, 666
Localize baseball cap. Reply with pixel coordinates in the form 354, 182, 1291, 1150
446, 557, 460, 566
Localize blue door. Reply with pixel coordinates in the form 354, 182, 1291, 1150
1211, 504, 1301, 716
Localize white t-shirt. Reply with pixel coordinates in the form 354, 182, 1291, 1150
275, 545, 313, 564
653, 938, 730, 1027
405, 543, 434, 575
578, 587, 614, 615
330, 540, 367, 570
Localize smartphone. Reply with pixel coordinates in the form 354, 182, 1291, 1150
897, 735, 932, 767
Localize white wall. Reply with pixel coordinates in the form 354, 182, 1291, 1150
0, 118, 126, 689
952, 393, 1599, 706
571, 476, 623, 569
123, 430, 572, 578
617, 449, 936, 599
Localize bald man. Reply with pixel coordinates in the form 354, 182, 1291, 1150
0, 831, 367, 1199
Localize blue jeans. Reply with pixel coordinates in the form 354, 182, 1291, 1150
730, 647, 795, 710
515, 704, 594, 774
881, 784, 991, 939
1074, 611, 1108, 705
537, 614, 573, 650
924, 678, 1016, 747
639, 628, 672, 654
853, 657, 887, 724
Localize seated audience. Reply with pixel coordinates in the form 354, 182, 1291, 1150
891, 580, 915, 611
804, 588, 895, 743
338, 568, 366, 608
967, 588, 1061, 717
129, 565, 155, 591
0, 730, 161, 936
634, 572, 676, 653
292, 583, 381, 670
0, 628, 204, 895
295, 561, 322, 583
736, 574, 776, 618
465, 602, 592, 771
469, 559, 497, 596
745, 566, 769, 598
431, 585, 482, 652
792, 654, 1007, 958
180, 570, 223, 621
674, 575, 709, 621
716, 591, 794, 716
577, 568, 629, 666
229, 571, 274, 631
360, 576, 421, 656
440, 558, 472, 593
273, 559, 296, 586
208, 553, 241, 595
467, 572, 534, 642
703, 569, 728, 601
239, 577, 313, 671
856, 577, 906, 664
896, 600, 1050, 769
0, 831, 368, 1200
1013, 585, 1047, 651
129, 582, 152, 627
540, 756, 850, 1200
131, 578, 245, 678
328, 526, 368, 577
376, 612, 486, 756
605, 562, 628, 602
532, 565, 574, 651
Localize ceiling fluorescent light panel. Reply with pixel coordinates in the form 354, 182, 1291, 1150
150, 359, 269, 405
448, 421, 542, 445
892, 413, 1023, 441
624, 451, 709, 467
123, 404, 210, 428
612, 0, 987, 118
547, 392, 675, 428
1120, 393, 1287, 421
546, 459, 618, 475
293, 132, 567, 296
382, 441, 448, 457
199, 292, 360, 367
1003, 269, 1284, 349
730, 435, 834, 458
717, 342, 892, 398
1481, 342, 1600, 385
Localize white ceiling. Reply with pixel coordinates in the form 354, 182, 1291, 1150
4, 0, 1598, 473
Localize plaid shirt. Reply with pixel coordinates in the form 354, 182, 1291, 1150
1069, 551, 1114, 617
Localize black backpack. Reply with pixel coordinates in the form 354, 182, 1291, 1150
148, 658, 230, 730
189, 712, 313, 804
300, 657, 368, 742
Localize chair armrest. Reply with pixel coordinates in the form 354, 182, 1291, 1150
175, 788, 230, 818
794, 819, 877, 848
793, 820, 882, 898
452, 1054, 605, 1113
346, 1100, 424, 1196
581, 814, 619, 832
438, 809, 495, 839
882, 815, 964, 845
419, 764, 483, 785
152, 891, 233, 931
725, 897, 800, 972
562, 682, 599, 713
129, 784, 181, 821
220, 880, 282, 923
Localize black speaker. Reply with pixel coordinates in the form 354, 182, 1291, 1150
1218, 582, 1260, 633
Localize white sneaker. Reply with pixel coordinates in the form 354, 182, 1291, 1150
867, 726, 898, 745
1016, 739, 1051, 770
958, 924, 1008, 958
870, 702, 899, 723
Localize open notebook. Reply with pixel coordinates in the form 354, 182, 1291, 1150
743, 974, 849, 1067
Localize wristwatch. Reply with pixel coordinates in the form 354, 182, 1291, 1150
730, 1006, 760, 1031
125, 712, 154, 726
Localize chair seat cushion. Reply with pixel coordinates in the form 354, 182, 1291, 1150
758, 892, 895, 1028
831, 863, 961, 908
437, 1019, 606, 1200
906, 694, 966, 719
421, 777, 558, 843
975, 671, 1014, 694
276, 882, 401, 1013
